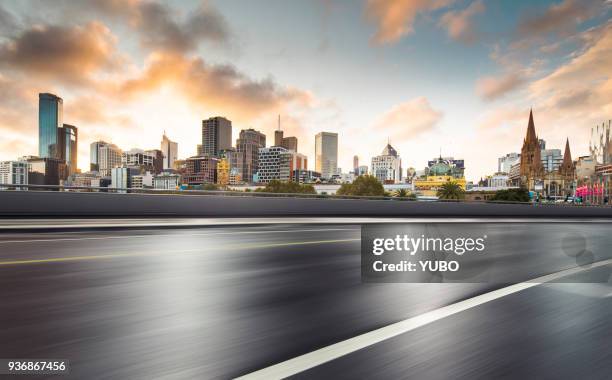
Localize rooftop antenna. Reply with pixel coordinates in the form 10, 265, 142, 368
277, 114, 281, 131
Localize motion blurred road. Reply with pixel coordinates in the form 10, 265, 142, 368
0, 221, 611, 379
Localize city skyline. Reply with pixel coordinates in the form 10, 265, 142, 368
0, 1, 610, 181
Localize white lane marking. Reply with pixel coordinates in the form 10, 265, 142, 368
0, 228, 355, 244
236, 258, 612, 380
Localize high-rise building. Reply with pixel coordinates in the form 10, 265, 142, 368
274, 129, 284, 147
202, 117, 232, 157
541, 148, 563, 172
274, 124, 298, 152
258, 146, 306, 183
498, 152, 520, 174
161, 132, 178, 170
353, 155, 359, 173
98, 143, 122, 177
0, 160, 29, 189
90, 141, 107, 172
236, 128, 266, 183
38, 93, 63, 159
59, 124, 78, 175
315, 132, 338, 179
281, 136, 298, 152
371, 143, 402, 184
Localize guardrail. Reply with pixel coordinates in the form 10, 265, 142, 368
0, 183, 607, 208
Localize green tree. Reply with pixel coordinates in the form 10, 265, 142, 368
256, 180, 316, 194
436, 181, 465, 200
490, 188, 530, 203
336, 175, 385, 196
394, 189, 417, 200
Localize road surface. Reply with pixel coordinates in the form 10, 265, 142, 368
0, 221, 610, 379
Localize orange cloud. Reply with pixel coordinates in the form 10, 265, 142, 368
0, 21, 122, 85
365, 0, 453, 44
438, 0, 484, 43
114, 53, 313, 122
373, 97, 442, 139
529, 21, 612, 123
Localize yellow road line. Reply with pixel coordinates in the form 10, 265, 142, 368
0, 238, 360, 266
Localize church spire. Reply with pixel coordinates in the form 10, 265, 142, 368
562, 137, 572, 165
525, 108, 537, 142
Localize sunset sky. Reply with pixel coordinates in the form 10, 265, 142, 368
0, 0, 610, 181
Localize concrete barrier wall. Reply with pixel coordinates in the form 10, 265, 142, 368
1, 190, 612, 218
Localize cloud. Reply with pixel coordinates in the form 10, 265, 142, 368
0, 22, 121, 85
133, 1, 230, 53
365, 0, 453, 44
114, 52, 312, 122
438, 0, 484, 43
0, 4, 17, 35
476, 72, 526, 101
69, 0, 231, 53
517, 0, 604, 40
529, 21, 612, 118
373, 97, 442, 139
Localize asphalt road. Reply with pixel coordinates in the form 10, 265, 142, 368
0, 222, 611, 379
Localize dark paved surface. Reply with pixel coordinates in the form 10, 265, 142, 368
0, 223, 610, 379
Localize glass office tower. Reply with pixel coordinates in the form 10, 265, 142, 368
60, 124, 78, 175
38, 93, 63, 159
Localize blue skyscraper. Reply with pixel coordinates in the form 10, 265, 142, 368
38, 93, 63, 159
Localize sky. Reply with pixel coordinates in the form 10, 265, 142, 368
0, 0, 610, 181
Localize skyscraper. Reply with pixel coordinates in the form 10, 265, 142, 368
315, 132, 338, 179
353, 155, 359, 173
236, 128, 266, 183
161, 132, 178, 170
202, 117, 232, 157
38, 93, 63, 159
90, 141, 107, 172
59, 124, 78, 175
98, 143, 122, 177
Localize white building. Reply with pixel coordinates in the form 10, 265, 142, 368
498, 152, 520, 173
371, 144, 402, 184
111, 167, 140, 192
161, 132, 178, 170
122, 148, 154, 168
98, 143, 122, 177
154, 173, 181, 190
0, 160, 29, 189
315, 132, 338, 179
487, 173, 509, 188
131, 171, 154, 189
541, 148, 563, 172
